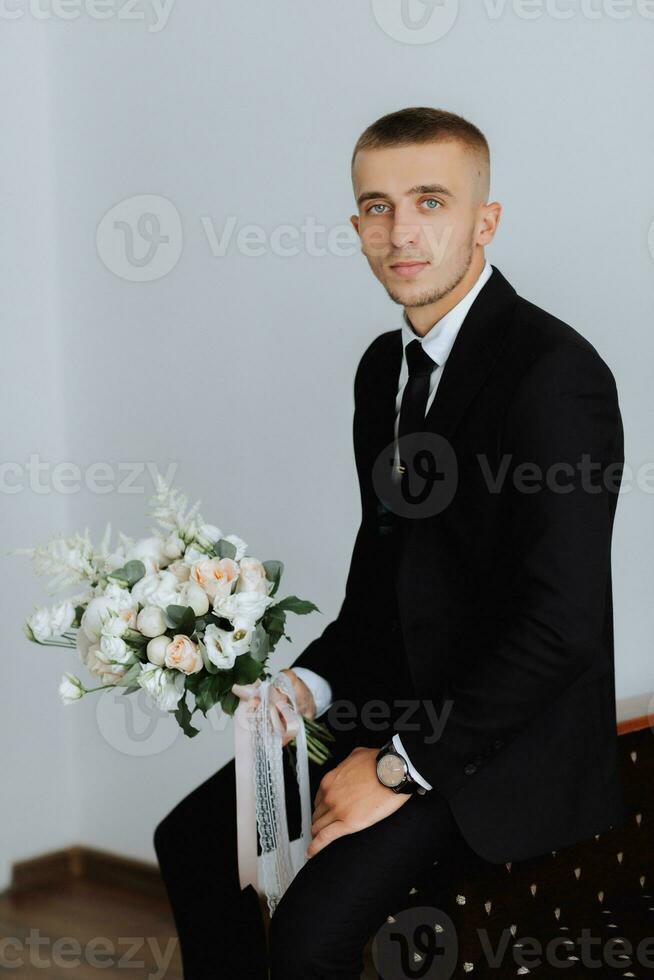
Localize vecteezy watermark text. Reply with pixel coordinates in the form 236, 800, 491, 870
0, 0, 175, 31
0, 458, 179, 495
0, 930, 177, 977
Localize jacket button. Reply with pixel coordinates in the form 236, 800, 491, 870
492, 738, 503, 750
463, 763, 477, 776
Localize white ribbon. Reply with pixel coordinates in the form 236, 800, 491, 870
232, 671, 312, 917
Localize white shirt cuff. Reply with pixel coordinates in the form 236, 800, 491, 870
292, 667, 333, 719
392, 732, 433, 790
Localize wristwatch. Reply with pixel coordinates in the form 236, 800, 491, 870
375, 739, 427, 795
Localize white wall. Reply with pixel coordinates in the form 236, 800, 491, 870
0, 20, 79, 890
3, 1, 652, 881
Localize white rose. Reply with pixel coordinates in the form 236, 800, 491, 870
203, 623, 250, 670
87, 644, 125, 683
213, 591, 274, 632
101, 614, 129, 638
137, 605, 168, 638
131, 571, 180, 611
167, 559, 191, 583
81, 585, 137, 642
50, 599, 76, 636
178, 581, 209, 616
194, 523, 223, 550
59, 672, 84, 704
138, 663, 185, 711
98, 633, 131, 665
235, 557, 270, 595
190, 557, 239, 601
146, 635, 169, 666
164, 635, 203, 675
27, 607, 52, 643
182, 545, 206, 568
128, 535, 172, 570
163, 532, 185, 561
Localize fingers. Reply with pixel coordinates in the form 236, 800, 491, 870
306, 820, 348, 858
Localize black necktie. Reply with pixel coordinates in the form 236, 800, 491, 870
397, 338, 437, 444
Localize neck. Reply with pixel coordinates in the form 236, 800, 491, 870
404, 250, 486, 338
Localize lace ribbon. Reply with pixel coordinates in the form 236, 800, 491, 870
232, 671, 312, 917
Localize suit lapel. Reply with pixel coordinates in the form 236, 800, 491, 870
422, 265, 518, 441
363, 266, 519, 524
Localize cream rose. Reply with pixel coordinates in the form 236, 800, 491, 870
164, 634, 203, 674
235, 557, 270, 595
190, 557, 239, 601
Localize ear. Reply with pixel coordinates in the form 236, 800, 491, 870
477, 201, 502, 246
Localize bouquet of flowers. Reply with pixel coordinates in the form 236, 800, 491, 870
14, 473, 334, 766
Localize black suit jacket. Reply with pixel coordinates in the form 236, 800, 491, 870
293, 265, 628, 863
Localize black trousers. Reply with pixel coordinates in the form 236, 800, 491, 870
153, 714, 473, 979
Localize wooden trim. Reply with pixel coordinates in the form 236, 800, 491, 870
618, 714, 652, 736
10, 845, 167, 901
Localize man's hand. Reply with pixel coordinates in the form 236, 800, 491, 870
231, 668, 316, 747
306, 746, 411, 858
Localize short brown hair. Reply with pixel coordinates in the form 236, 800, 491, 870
351, 106, 490, 193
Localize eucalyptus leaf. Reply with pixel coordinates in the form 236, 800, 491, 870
107, 559, 146, 589
215, 538, 237, 560
165, 604, 196, 636
262, 560, 283, 596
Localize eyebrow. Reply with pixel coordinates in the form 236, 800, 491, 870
356, 183, 454, 208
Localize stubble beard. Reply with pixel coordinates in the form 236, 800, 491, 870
381, 239, 476, 309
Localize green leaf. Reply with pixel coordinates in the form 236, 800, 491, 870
261, 602, 289, 650
262, 560, 284, 596
165, 604, 196, 636
174, 695, 200, 737
195, 672, 234, 716
249, 622, 270, 663
215, 538, 237, 560
273, 595, 321, 616
120, 685, 141, 695
233, 654, 264, 686
107, 559, 146, 589
220, 690, 240, 716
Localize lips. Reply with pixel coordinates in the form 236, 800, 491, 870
389, 261, 429, 278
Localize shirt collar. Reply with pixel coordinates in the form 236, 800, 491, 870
401, 259, 494, 368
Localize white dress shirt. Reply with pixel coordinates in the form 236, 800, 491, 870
296, 259, 494, 791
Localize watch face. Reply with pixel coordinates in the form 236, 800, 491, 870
376, 751, 407, 788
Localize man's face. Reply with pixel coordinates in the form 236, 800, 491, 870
351, 140, 487, 309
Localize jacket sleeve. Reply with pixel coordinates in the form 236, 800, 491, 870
395, 344, 624, 800
290, 340, 381, 708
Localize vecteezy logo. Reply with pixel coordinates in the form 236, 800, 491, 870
96, 194, 183, 282
371, 0, 460, 44
372, 431, 458, 520
372, 906, 458, 979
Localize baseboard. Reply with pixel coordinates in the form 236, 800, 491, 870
8, 845, 167, 902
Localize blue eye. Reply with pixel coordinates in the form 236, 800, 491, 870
423, 199, 441, 210
368, 204, 389, 214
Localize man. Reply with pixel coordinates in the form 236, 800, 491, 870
154, 107, 627, 979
